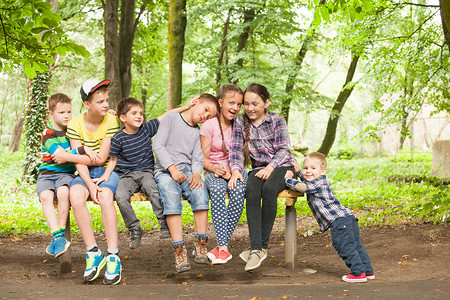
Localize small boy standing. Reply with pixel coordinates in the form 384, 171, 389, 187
285, 152, 374, 283
37, 93, 98, 258
99, 96, 194, 249
153, 93, 219, 273
54, 79, 122, 285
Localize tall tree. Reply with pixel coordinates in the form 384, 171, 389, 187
167, 0, 187, 110
317, 54, 359, 157
104, 0, 147, 108
440, 0, 450, 50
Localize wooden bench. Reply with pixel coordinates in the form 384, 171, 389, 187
58, 189, 303, 274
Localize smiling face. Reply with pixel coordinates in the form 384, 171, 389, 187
219, 91, 243, 122
120, 105, 144, 133
302, 156, 326, 182
49, 102, 72, 130
243, 91, 270, 124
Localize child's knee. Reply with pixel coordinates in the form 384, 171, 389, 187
39, 190, 55, 204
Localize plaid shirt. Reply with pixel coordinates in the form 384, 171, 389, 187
285, 171, 353, 232
229, 112, 293, 172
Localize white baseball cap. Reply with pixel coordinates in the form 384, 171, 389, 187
80, 78, 110, 101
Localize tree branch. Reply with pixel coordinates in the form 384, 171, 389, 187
0, 14, 9, 56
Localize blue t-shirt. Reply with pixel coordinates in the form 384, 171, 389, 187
110, 118, 159, 174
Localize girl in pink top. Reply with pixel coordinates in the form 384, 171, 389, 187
200, 84, 247, 264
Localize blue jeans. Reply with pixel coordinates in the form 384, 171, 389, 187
70, 167, 119, 194
205, 171, 248, 247
330, 216, 374, 276
155, 167, 209, 215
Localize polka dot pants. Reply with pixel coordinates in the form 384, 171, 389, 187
204, 171, 248, 247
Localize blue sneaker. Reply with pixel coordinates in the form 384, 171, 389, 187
54, 237, 71, 258
84, 250, 106, 282
46, 238, 55, 256
103, 254, 122, 285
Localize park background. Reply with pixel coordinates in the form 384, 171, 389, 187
0, 0, 449, 236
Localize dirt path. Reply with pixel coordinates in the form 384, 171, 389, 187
1, 222, 449, 299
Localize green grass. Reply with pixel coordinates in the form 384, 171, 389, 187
0, 149, 448, 237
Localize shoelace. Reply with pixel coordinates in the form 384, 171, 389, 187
106, 259, 118, 273
86, 256, 95, 269
175, 248, 186, 263
196, 241, 208, 255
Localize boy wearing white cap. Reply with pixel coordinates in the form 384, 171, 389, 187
53, 78, 122, 285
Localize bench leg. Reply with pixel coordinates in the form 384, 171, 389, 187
59, 214, 72, 274
285, 203, 297, 270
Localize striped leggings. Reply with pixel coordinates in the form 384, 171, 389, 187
204, 171, 248, 247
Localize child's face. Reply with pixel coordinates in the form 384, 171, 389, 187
219, 91, 243, 122
191, 101, 218, 124
85, 90, 109, 116
302, 157, 326, 182
49, 102, 72, 130
119, 105, 144, 131
244, 92, 270, 124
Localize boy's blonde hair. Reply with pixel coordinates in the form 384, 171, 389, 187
47, 93, 72, 112
306, 152, 327, 169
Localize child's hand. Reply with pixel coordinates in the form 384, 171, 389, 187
228, 170, 243, 190
87, 182, 102, 204
85, 147, 101, 164
285, 170, 294, 179
214, 165, 229, 178
92, 174, 109, 185
169, 166, 187, 183
255, 165, 274, 181
189, 173, 204, 190
108, 109, 117, 116
291, 160, 300, 173
51, 146, 70, 164
222, 169, 232, 180
187, 95, 200, 108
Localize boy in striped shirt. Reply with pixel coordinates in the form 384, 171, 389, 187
285, 152, 374, 283
96, 97, 194, 249
37, 93, 99, 259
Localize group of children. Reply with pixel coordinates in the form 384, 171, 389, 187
37, 79, 374, 285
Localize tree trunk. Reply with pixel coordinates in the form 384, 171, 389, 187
281, 34, 312, 124
216, 9, 232, 86
8, 114, 25, 152
234, 8, 255, 79
281, 0, 324, 124
119, 0, 137, 104
141, 88, 147, 122
440, 0, 450, 51
23, 72, 51, 180
317, 54, 359, 157
104, 0, 121, 108
167, 0, 187, 110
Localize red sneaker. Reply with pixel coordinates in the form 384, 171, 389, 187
212, 250, 232, 264
207, 246, 219, 261
342, 273, 367, 283
367, 273, 375, 280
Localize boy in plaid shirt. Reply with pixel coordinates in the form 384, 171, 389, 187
285, 152, 374, 283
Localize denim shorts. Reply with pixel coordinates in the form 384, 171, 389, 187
36, 173, 76, 197
154, 167, 209, 215
70, 167, 119, 194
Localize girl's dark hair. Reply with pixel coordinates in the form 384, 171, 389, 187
242, 83, 270, 167
216, 84, 244, 155
117, 97, 144, 117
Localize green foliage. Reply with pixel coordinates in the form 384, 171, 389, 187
0, 0, 90, 78
23, 71, 50, 181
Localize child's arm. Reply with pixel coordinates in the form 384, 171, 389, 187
52, 145, 101, 165
92, 157, 117, 184
69, 139, 101, 203
154, 113, 187, 183
200, 133, 230, 179
189, 138, 205, 190
156, 95, 198, 121
284, 170, 307, 192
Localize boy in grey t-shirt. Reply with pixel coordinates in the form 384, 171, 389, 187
153, 94, 218, 273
